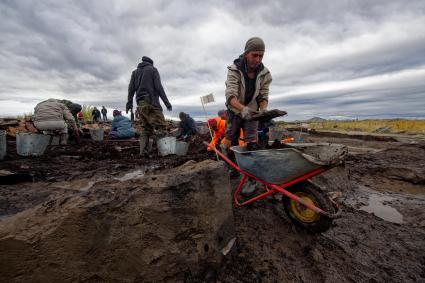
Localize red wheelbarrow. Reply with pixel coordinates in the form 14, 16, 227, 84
207, 142, 346, 233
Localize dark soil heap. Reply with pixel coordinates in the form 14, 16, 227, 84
0, 160, 234, 282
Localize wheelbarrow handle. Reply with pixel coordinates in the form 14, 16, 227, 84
203, 142, 241, 172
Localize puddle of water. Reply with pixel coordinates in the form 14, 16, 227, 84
114, 169, 145, 181
360, 194, 404, 224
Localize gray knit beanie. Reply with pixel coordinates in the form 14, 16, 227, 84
244, 37, 265, 53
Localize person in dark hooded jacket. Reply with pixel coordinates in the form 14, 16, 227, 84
127, 56, 172, 156
92, 107, 101, 123
57, 99, 82, 123
177, 112, 198, 141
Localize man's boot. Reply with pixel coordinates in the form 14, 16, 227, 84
226, 150, 240, 178
146, 137, 154, 154
60, 133, 68, 145
139, 135, 148, 156
240, 178, 258, 197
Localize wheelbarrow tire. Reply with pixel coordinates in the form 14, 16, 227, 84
283, 181, 334, 233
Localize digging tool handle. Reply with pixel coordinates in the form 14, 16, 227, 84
248, 109, 287, 122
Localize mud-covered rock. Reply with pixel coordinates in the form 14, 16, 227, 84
0, 160, 234, 282
312, 166, 353, 193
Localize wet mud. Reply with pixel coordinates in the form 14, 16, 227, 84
1, 132, 425, 282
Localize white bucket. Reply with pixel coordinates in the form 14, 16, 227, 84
16, 132, 50, 156
50, 135, 61, 145
269, 128, 287, 141
157, 136, 176, 156
89, 128, 104, 141
157, 137, 189, 156
0, 130, 6, 160
47, 134, 68, 145
175, 141, 189, 156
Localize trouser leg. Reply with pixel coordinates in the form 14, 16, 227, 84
139, 134, 148, 156
60, 133, 68, 145
147, 136, 153, 153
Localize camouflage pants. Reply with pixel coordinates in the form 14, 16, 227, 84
137, 100, 167, 137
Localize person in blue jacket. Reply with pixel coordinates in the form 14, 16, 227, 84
109, 110, 135, 139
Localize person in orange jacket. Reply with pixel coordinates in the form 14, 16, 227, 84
207, 117, 226, 151
207, 110, 245, 151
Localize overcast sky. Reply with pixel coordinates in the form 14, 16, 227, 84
1, 0, 424, 121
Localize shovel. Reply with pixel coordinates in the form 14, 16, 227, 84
249, 109, 287, 122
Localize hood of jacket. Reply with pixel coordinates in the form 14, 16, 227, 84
137, 61, 152, 69
233, 55, 264, 74
137, 56, 154, 68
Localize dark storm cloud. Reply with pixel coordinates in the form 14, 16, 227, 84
0, 0, 424, 120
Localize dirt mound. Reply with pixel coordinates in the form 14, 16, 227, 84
346, 143, 425, 193
0, 160, 235, 282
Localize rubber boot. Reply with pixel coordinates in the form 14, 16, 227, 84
60, 133, 68, 145
139, 135, 148, 156
146, 137, 153, 154
240, 178, 257, 197
226, 151, 240, 178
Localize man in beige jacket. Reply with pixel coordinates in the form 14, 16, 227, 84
225, 37, 272, 151
33, 99, 79, 140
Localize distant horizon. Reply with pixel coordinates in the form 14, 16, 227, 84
2, 109, 424, 123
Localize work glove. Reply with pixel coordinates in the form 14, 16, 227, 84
240, 106, 254, 120
167, 105, 172, 112
125, 101, 133, 114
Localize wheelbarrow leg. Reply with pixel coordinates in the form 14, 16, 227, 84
234, 175, 278, 206
234, 174, 248, 206
236, 189, 277, 206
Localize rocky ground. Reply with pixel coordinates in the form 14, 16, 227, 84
1, 131, 425, 282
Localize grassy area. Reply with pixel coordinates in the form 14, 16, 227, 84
308, 119, 425, 134
81, 105, 94, 122
16, 112, 33, 121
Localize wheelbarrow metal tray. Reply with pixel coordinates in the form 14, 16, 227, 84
230, 143, 346, 185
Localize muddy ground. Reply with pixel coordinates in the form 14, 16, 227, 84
1, 132, 425, 282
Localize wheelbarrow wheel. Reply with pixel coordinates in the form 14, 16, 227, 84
283, 181, 334, 233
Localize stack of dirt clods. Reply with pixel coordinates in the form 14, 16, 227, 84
0, 118, 39, 138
